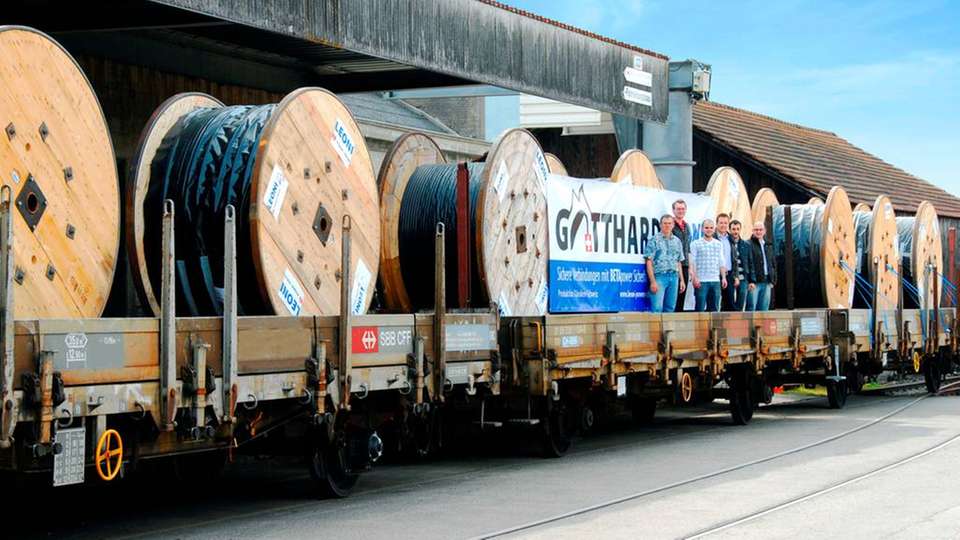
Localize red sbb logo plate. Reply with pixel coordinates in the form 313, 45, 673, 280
352, 327, 379, 353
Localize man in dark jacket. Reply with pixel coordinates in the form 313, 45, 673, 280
747, 221, 777, 311
671, 199, 691, 311
730, 220, 752, 310
716, 213, 739, 311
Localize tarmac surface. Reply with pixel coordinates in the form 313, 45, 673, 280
13, 388, 960, 540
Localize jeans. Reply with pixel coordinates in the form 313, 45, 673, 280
733, 279, 749, 311
747, 283, 772, 311
721, 272, 736, 311
695, 281, 721, 312
649, 272, 679, 313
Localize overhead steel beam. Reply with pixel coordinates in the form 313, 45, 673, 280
148, 0, 669, 121
382, 85, 519, 100
55, 31, 471, 95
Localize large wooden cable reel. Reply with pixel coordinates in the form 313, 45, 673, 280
610, 149, 663, 189
704, 167, 751, 226
377, 132, 446, 312
818, 187, 857, 308
773, 186, 856, 309
751, 187, 779, 226
128, 93, 224, 315
855, 195, 899, 310
476, 129, 549, 316
0, 26, 119, 318
544, 153, 568, 176
378, 128, 549, 315
897, 201, 943, 309
129, 88, 380, 316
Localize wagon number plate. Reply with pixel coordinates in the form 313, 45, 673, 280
53, 427, 86, 487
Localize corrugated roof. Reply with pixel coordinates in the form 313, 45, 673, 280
692, 100, 960, 218
340, 93, 455, 135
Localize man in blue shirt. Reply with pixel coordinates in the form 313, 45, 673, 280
645, 214, 686, 313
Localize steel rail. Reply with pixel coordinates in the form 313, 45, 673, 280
685, 429, 960, 538
474, 394, 934, 539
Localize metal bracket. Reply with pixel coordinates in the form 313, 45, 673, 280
37, 351, 54, 444
312, 203, 332, 246
159, 200, 177, 431
222, 205, 238, 422
317, 342, 329, 413
0, 186, 14, 448
338, 215, 352, 412
455, 163, 471, 307
191, 340, 211, 434
434, 223, 447, 402
660, 330, 673, 384
603, 330, 617, 390
412, 336, 425, 405
15, 174, 48, 232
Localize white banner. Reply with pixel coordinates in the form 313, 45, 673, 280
547, 174, 714, 312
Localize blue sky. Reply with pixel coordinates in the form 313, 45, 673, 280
491, 0, 959, 195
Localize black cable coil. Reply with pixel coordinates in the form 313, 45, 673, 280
772, 204, 826, 308
895, 216, 922, 308
852, 211, 872, 307
398, 163, 486, 311
144, 104, 276, 316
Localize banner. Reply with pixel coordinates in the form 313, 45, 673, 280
547, 175, 714, 313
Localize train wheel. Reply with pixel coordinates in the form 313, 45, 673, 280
826, 379, 848, 409
728, 368, 755, 425
924, 355, 942, 394
630, 397, 657, 425
408, 408, 436, 459
729, 385, 754, 425
172, 449, 226, 483
541, 400, 572, 458
308, 432, 358, 499
846, 364, 865, 394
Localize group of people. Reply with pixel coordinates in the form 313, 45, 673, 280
644, 199, 777, 313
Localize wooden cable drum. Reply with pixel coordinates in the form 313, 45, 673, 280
852, 195, 899, 310
896, 201, 943, 309
704, 166, 751, 225
773, 186, 856, 309
128, 88, 379, 317
751, 187, 779, 225
853, 202, 871, 213
544, 153, 568, 176
378, 129, 549, 316
808, 197, 825, 206
610, 149, 662, 189
0, 26, 119, 318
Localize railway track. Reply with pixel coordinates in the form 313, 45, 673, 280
474, 384, 960, 539
858, 374, 960, 396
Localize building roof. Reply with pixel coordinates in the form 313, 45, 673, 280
340, 93, 456, 135
692, 100, 960, 218
482, 0, 668, 60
